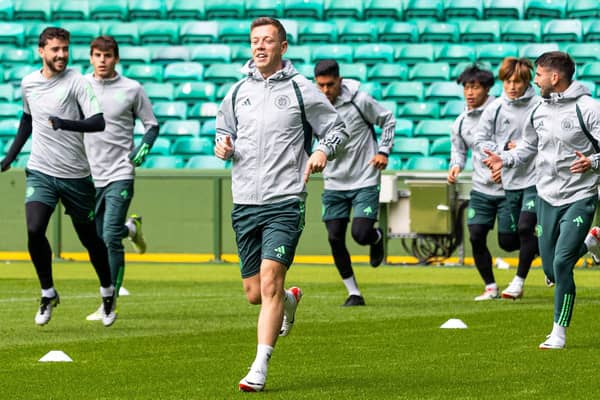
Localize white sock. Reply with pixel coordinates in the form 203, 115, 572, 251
100, 285, 115, 298
551, 322, 567, 341
512, 276, 525, 286
283, 290, 296, 314
41, 287, 56, 298
251, 344, 273, 373
343, 276, 361, 296
125, 220, 136, 238
485, 283, 498, 291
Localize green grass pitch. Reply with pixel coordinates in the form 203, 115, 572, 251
2, 261, 600, 399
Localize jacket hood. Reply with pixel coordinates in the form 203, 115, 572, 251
544, 80, 591, 104
502, 85, 537, 105
241, 59, 298, 81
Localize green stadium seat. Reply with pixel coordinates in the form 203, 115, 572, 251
519, 43, 560, 61
166, 0, 206, 19
483, 0, 524, 19
394, 119, 414, 137
200, 119, 216, 136
0, 0, 13, 20
69, 45, 91, 66
217, 20, 250, 43
5, 65, 36, 85
163, 62, 204, 83
246, 0, 284, 18
476, 43, 519, 64
542, 19, 583, 42
399, 102, 441, 121
430, 137, 452, 156
583, 19, 600, 41
359, 81, 383, 100
414, 120, 453, 140
57, 22, 100, 45
354, 44, 394, 64
404, 156, 448, 171
578, 62, 600, 82
129, 0, 166, 20
295, 63, 314, 79
490, 80, 503, 97
118, 46, 151, 65
566, 0, 600, 19
525, 0, 566, 19
22, 21, 43, 45
180, 21, 218, 44
298, 21, 337, 44
444, 0, 484, 19
171, 137, 214, 156
285, 45, 312, 65
102, 22, 140, 45
146, 137, 171, 155
143, 82, 174, 101
203, 63, 244, 84
441, 100, 465, 119
425, 82, 464, 102
565, 43, 600, 64
125, 64, 163, 82
283, 0, 324, 19
89, 0, 128, 20
0, 47, 32, 67
190, 44, 232, 64
141, 155, 185, 169
213, 83, 233, 102
340, 63, 368, 81
187, 102, 219, 121
405, 0, 444, 20
0, 22, 25, 47
338, 22, 379, 43
436, 44, 475, 64
312, 44, 353, 63
205, 0, 245, 19
392, 137, 429, 157
185, 155, 228, 169
382, 81, 424, 102
578, 79, 596, 95
379, 21, 418, 42
409, 62, 450, 83
280, 19, 299, 44
450, 61, 492, 79
368, 63, 409, 84
4, 138, 31, 154
0, 83, 13, 102
51, 0, 89, 20
387, 154, 404, 170
13, 0, 50, 21
138, 21, 179, 44
460, 20, 500, 42
500, 20, 541, 42
0, 102, 22, 119
419, 22, 460, 43
152, 101, 188, 122
13, 155, 29, 168
161, 120, 201, 138
378, 100, 398, 117
174, 82, 217, 103
150, 46, 189, 64
364, 0, 403, 20
395, 44, 435, 65
324, 0, 364, 19
0, 118, 18, 139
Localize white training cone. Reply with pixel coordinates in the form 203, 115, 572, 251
440, 318, 468, 329
495, 257, 510, 270
119, 286, 130, 296
39, 350, 73, 362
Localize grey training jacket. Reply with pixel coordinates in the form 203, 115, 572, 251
216, 59, 348, 205
501, 81, 600, 207
474, 86, 541, 190
323, 79, 395, 191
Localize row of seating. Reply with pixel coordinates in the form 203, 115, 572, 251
0, 0, 597, 22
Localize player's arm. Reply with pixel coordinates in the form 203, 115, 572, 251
50, 75, 105, 132
448, 121, 465, 184
49, 113, 105, 132
215, 84, 238, 161
129, 85, 160, 166
1, 112, 32, 171
360, 93, 395, 169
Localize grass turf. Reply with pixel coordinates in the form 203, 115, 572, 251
2, 261, 600, 399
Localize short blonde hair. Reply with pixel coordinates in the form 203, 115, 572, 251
498, 57, 533, 82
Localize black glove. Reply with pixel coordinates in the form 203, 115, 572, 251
1, 158, 10, 172
49, 116, 64, 130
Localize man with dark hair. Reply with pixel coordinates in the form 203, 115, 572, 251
447, 64, 516, 301
0, 27, 116, 327
484, 51, 600, 349
215, 17, 348, 392
314, 59, 395, 306
83, 35, 159, 322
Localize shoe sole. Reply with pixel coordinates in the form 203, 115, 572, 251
501, 292, 523, 300
239, 382, 264, 392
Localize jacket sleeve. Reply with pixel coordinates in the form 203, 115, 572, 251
580, 97, 600, 172
473, 103, 499, 154
501, 108, 538, 168
215, 81, 240, 160
449, 115, 467, 169
355, 92, 395, 155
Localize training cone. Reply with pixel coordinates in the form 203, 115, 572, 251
440, 318, 468, 329
39, 350, 73, 362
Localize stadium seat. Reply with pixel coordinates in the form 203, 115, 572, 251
378, 100, 398, 117
382, 81, 424, 102
425, 82, 464, 102
395, 44, 435, 65
364, 0, 403, 20
4, 65, 36, 85
147, 137, 171, 155
578, 79, 597, 95
203, 63, 244, 84
324, 0, 364, 19
441, 100, 465, 119
490, 81, 503, 97
379, 21, 418, 42
13, 0, 50, 20
292, 63, 312, 79
217, 20, 250, 43
0, 47, 32, 67
189, 44, 232, 64
210, 83, 231, 102
419, 22, 460, 43
565, 43, 600, 64
69, 45, 92, 66
4, 138, 31, 154
0, 102, 22, 119
404, 0, 444, 20
368, 63, 409, 84
0, 22, 25, 47
200, 119, 216, 136
285, 45, 312, 65
359, 81, 383, 100
483, 0, 524, 19
519, 43, 560, 61
0, 118, 18, 139
450, 61, 492, 79
430, 137, 452, 156
187, 102, 219, 121
578, 62, 600, 82
150, 46, 190, 64
174, 82, 217, 103
583, 19, 600, 41
143, 82, 174, 102
394, 119, 414, 137
138, 21, 179, 44
338, 22, 379, 43
58, 22, 100, 45
444, 0, 484, 19
13, 155, 29, 168
171, 137, 214, 156
118, 46, 151, 65
283, 0, 324, 19
476, 43, 519, 65
339, 63, 367, 81
205, 0, 245, 19
413, 120, 453, 140
566, 0, 600, 19
460, 20, 500, 42
436, 44, 476, 64
246, 0, 284, 18
51, 0, 89, 20
542, 19, 583, 42
312, 44, 353, 63
298, 21, 337, 43
387, 154, 404, 170
409, 62, 450, 83
180, 21, 218, 44
163, 62, 204, 83
125, 64, 163, 83
404, 156, 449, 171
128, 0, 166, 19
354, 44, 395, 64
0, 83, 13, 102
392, 137, 429, 157
0, 0, 13, 20
524, 0, 566, 19
141, 155, 185, 169
161, 120, 201, 138
399, 102, 441, 120
166, 0, 205, 19
102, 22, 140, 45
185, 155, 228, 169
280, 19, 299, 44
152, 101, 188, 122
89, 0, 128, 20
500, 20, 541, 42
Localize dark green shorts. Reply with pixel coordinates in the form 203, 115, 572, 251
505, 186, 537, 214
25, 169, 96, 223
321, 185, 380, 222
232, 199, 305, 279
467, 190, 514, 233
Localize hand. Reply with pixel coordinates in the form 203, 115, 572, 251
129, 142, 150, 167
447, 165, 460, 184
506, 141, 517, 150
483, 149, 503, 171
369, 153, 388, 170
304, 150, 327, 183
491, 167, 502, 183
570, 151, 591, 174
48, 116, 63, 130
214, 135, 233, 160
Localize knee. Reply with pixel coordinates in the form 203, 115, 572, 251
102, 232, 123, 251
468, 225, 488, 248
327, 229, 344, 246
351, 228, 371, 246
517, 221, 535, 238
498, 233, 519, 252
351, 220, 375, 246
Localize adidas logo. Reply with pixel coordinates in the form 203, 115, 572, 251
363, 206, 373, 216
241, 98, 251, 107
274, 245, 286, 257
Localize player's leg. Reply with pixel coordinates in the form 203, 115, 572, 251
351, 185, 384, 267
